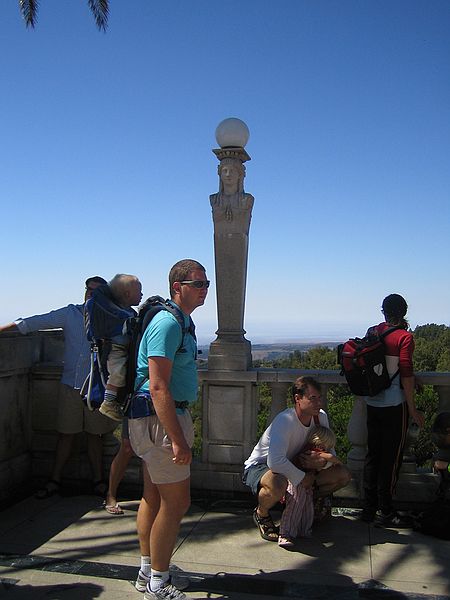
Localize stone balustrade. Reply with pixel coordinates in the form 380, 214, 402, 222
1, 331, 449, 507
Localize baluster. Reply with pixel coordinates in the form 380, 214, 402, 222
346, 395, 367, 472
268, 382, 290, 424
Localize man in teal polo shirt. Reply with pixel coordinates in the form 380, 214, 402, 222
129, 259, 208, 600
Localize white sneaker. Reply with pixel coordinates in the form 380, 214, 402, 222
99, 401, 123, 422
144, 579, 190, 600
135, 567, 188, 593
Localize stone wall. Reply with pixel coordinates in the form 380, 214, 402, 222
1, 331, 448, 507
0, 332, 42, 505
0, 331, 142, 506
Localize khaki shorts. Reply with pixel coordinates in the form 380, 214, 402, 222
57, 384, 117, 435
129, 410, 194, 485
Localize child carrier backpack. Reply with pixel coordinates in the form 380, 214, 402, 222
81, 284, 136, 410
81, 291, 196, 412
337, 326, 402, 397
122, 296, 196, 417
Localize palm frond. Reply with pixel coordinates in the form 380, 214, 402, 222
88, 0, 109, 31
19, 0, 39, 29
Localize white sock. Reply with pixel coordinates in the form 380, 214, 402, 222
150, 569, 169, 591
140, 555, 151, 576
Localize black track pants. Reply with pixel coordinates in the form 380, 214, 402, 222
363, 402, 409, 514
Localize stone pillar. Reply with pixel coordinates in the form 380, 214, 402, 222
346, 395, 367, 472
208, 118, 254, 372
436, 384, 450, 414
268, 382, 290, 423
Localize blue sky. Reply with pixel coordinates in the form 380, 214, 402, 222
1, 1, 449, 344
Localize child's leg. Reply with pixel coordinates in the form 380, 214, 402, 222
105, 343, 129, 392
297, 488, 314, 537
100, 345, 128, 421
280, 482, 305, 539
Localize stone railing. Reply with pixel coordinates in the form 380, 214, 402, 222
1, 331, 449, 506
195, 368, 450, 503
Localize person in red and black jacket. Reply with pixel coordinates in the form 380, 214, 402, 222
361, 294, 425, 528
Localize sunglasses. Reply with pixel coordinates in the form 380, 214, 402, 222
180, 280, 210, 289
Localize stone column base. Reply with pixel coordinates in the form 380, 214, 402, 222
208, 338, 252, 371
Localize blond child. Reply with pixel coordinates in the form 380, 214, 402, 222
278, 425, 341, 547
98, 274, 142, 422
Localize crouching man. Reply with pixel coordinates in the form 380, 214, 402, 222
243, 376, 351, 544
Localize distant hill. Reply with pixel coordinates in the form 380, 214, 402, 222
198, 341, 340, 363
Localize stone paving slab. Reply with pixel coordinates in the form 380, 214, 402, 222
0, 496, 449, 599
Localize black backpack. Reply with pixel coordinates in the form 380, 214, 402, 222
337, 326, 402, 397
122, 296, 196, 402
414, 498, 450, 540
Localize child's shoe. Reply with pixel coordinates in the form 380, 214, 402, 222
99, 400, 123, 422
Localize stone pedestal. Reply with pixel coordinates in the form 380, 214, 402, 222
208, 338, 252, 372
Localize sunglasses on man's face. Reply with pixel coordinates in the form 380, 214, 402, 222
180, 280, 210, 289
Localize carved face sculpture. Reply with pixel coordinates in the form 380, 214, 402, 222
220, 163, 240, 194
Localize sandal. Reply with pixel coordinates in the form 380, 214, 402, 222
103, 502, 124, 515
313, 495, 332, 523
35, 479, 61, 499
253, 508, 279, 542
93, 480, 107, 497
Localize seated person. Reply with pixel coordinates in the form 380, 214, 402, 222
431, 412, 450, 500
243, 376, 351, 543
99, 274, 142, 421
279, 425, 342, 547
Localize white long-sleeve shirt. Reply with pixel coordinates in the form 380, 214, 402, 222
244, 408, 330, 487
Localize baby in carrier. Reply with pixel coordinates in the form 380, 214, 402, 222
278, 425, 341, 547
98, 274, 142, 422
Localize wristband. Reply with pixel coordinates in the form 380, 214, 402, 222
447, 463, 450, 473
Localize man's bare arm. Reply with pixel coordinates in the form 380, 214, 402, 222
149, 356, 191, 465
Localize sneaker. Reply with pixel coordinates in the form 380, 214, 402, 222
374, 510, 412, 528
278, 535, 295, 548
144, 579, 190, 600
135, 569, 189, 593
99, 401, 123, 422
135, 571, 150, 593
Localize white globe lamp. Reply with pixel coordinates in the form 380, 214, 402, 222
215, 117, 250, 148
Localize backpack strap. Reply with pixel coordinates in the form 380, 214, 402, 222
379, 325, 403, 340
162, 299, 197, 352
380, 325, 404, 382
129, 298, 197, 394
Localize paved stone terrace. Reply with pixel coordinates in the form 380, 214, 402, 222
0, 493, 449, 600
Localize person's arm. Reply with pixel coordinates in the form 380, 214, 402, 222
402, 375, 425, 428
0, 323, 19, 334
10, 306, 70, 335
300, 471, 316, 489
149, 356, 191, 465
296, 451, 327, 471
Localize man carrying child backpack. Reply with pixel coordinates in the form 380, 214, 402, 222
359, 294, 425, 527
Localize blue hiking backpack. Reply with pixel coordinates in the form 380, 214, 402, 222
81, 284, 136, 410
81, 291, 196, 413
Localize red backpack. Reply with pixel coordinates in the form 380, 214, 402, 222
337, 326, 402, 397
